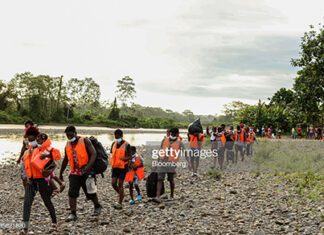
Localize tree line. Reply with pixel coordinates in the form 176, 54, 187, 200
0, 74, 217, 128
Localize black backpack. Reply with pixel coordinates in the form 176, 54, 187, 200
146, 172, 165, 198
86, 136, 109, 176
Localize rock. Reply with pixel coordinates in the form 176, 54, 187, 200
230, 190, 238, 194
123, 227, 131, 233
157, 203, 165, 209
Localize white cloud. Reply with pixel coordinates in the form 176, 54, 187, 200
0, 0, 323, 114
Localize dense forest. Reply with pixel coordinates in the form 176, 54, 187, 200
0, 25, 323, 130
0, 73, 219, 128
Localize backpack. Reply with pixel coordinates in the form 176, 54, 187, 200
146, 172, 165, 198
188, 118, 203, 135
86, 136, 109, 176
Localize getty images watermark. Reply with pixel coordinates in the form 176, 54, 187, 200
148, 141, 219, 171
0, 221, 27, 229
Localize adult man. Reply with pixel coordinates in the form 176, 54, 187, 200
110, 129, 131, 209
234, 125, 246, 163
60, 126, 101, 221
188, 131, 204, 176
155, 127, 184, 202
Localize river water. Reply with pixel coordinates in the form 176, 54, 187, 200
0, 125, 188, 162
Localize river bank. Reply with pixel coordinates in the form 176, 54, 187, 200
0, 155, 323, 234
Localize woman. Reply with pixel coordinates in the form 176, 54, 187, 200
20, 127, 60, 234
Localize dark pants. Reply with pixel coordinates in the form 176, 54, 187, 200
23, 179, 56, 229
68, 174, 97, 200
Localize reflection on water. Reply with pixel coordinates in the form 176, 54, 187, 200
0, 133, 180, 162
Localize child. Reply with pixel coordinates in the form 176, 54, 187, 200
37, 133, 65, 196
125, 146, 145, 204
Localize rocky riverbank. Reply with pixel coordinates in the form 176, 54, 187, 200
0, 155, 323, 235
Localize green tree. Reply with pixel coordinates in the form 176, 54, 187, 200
182, 109, 195, 123
268, 88, 294, 107
291, 24, 324, 125
108, 98, 120, 120
0, 80, 10, 110
115, 76, 136, 105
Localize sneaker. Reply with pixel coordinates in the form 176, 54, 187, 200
66, 213, 77, 222
137, 195, 142, 202
113, 203, 123, 210
167, 196, 174, 201
152, 197, 161, 203
93, 205, 102, 216
129, 200, 135, 205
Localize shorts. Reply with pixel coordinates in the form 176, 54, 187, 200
225, 141, 234, 151
111, 166, 128, 180
20, 161, 27, 180
68, 174, 96, 200
158, 172, 175, 183
190, 148, 201, 164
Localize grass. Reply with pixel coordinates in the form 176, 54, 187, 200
207, 168, 222, 180
252, 139, 324, 201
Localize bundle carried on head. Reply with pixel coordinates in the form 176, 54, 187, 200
188, 118, 203, 135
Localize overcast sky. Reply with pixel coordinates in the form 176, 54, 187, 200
0, 0, 323, 115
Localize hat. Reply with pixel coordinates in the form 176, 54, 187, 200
240, 123, 244, 127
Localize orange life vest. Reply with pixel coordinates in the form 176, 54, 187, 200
125, 154, 145, 182
248, 132, 255, 143
23, 148, 44, 179
189, 134, 204, 149
160, 136, 182, 162
65, 137, 89, 170
31, 138, 61, 173
234, 131, 245, 142
215, 131, 226, 147
110, 141, 129, 169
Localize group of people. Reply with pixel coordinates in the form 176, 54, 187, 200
204, 123, 257, 171
291, 126, 324, 140
17, 122, 145, 234
16, 120, 258, 234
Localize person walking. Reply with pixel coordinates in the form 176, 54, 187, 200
59, 126, 102, 221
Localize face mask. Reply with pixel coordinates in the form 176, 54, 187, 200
68, 137, 76, 142
170, 136, 177, 140
115, 138, 122, 143
29, 140, 37, 147
37, 144, 42, 148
